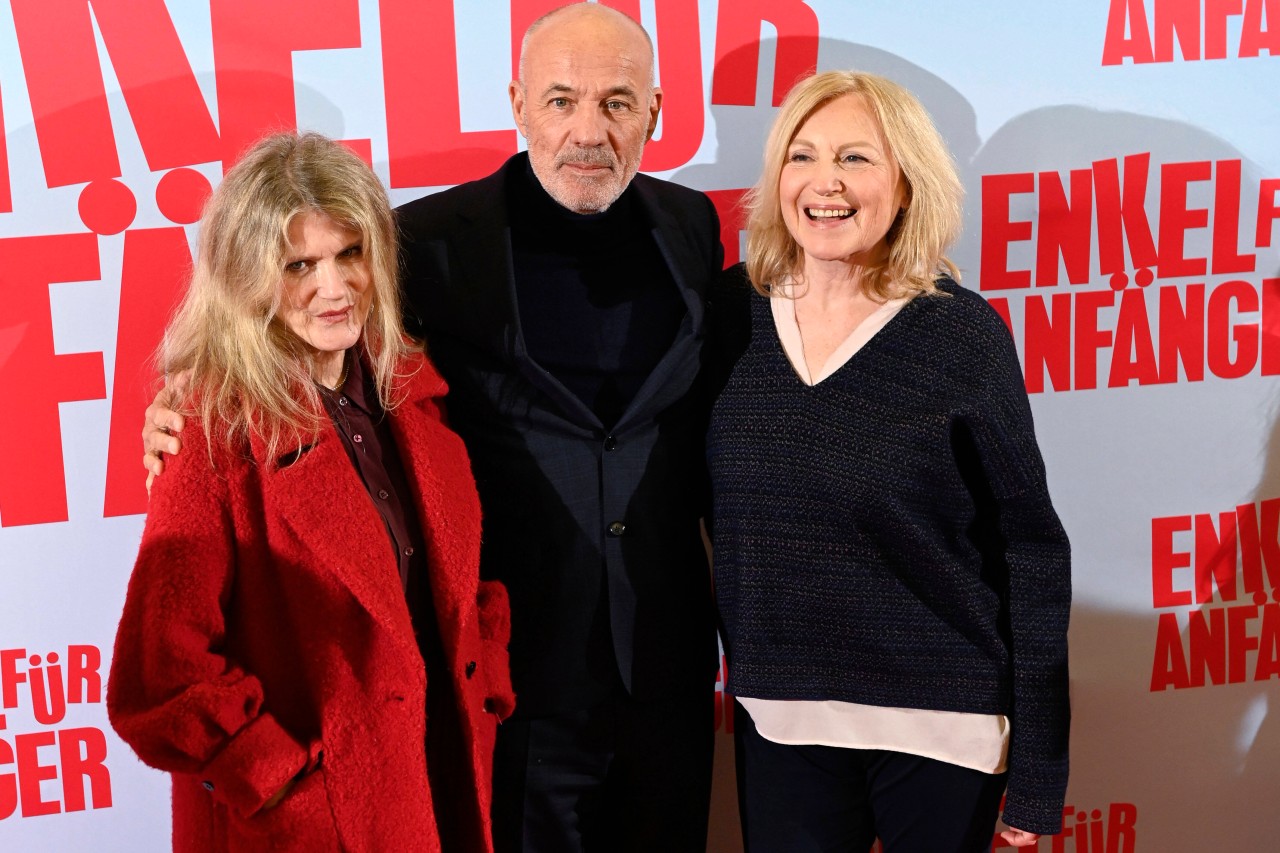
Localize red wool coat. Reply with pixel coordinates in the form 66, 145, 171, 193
108, 353, 514, 852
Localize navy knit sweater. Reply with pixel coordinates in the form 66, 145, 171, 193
706, 268, 1071, 835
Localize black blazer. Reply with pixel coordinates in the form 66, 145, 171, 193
397, 154, 723, 714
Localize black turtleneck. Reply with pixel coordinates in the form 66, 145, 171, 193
507, 160, 683, 428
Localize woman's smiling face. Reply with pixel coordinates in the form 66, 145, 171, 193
779, 94, 909, 273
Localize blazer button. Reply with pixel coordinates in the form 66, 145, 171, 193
608, 521, 626, 537
201, 780, 214, 792
483, 698, 497, 713
603, 435, 618, 451
465, 661, 477, 678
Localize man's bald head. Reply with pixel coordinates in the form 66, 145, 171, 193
518, 3, 654, 87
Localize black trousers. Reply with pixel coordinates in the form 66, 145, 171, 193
735, 702, 1007, 853
491, 683, 713, 853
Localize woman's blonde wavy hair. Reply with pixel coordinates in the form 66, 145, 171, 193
160, 131, 413, 462
744, 70, 963, 300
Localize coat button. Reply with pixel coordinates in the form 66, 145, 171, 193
603, 435, 618, 451
465, 661, 477, 678
201, 780, 214, 792
483, 698, 497, 714
608, 521, 626, 537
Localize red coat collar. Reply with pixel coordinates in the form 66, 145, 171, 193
245, 351, 479, 667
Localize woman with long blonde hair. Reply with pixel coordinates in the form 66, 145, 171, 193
708, 72, 1071, 852
108, 132, 514, 853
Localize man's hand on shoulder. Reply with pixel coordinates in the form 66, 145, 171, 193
143, 371, 190, 491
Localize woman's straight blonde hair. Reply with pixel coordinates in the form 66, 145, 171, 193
161, 131, 412, 462
744, 70, 963, 300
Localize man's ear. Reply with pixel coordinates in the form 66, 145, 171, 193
645, 87, 663, 142
509, 80, 528, 137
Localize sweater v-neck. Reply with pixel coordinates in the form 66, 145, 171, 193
769, 284, 908, 386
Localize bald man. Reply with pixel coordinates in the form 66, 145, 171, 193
397, 4, 720, 850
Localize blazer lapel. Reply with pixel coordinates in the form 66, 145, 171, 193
448, 161, 603, 428
443, 157, 709, 433
611, 179, 707, 433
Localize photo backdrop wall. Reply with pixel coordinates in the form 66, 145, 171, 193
1, 1, 1277, 850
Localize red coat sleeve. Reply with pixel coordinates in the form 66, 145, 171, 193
107, 427, 309, 817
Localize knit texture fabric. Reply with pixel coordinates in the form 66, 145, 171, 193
707, 272, 1071, 835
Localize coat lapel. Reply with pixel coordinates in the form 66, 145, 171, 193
387, 359, 484, 659
253, 424, 420, 661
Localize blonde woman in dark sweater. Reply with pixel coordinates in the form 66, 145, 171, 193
707, 71, 1071, 852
